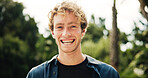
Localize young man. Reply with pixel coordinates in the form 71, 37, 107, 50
26, 1, 120, 78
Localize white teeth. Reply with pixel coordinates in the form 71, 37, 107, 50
63, 40, 73, 43
61, 40, 74, 44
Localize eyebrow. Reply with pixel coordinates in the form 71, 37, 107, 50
55, 23, 64, 26
55, 22, 79, 26
68, 22, 79, 25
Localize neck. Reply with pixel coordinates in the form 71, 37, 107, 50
57, 48, 86, 65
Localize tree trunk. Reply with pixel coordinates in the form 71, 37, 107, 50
139, 0, 148, 22
110, 0, 119, 70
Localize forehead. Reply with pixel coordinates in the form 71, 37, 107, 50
53, 11, 79, 25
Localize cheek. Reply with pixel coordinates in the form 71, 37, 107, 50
53, 31, 60, 38
77, 30, 81, 33
54, 33, 61, 44
74, 28, 81, 34
74, 30, 83, 37
55, 33, 60, 38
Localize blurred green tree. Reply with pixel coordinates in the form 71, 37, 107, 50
119, 10, 148, 78
0, 0, 39, 77
35, 34, 58, 62
82, 15, 110, 63
83, 14, 107, 43
120, 22, 148, 78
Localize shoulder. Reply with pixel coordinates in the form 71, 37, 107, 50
26, 61, 49, 78
26, 55, 58, 78
97, 62, 119, 78
86, 55, 120, 78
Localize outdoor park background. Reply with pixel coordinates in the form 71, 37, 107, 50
0, 0, 148, 78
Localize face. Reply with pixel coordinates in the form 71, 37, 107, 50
52, 11, 85, 53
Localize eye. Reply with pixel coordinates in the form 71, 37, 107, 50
71, 26, 77, 28
72, 26, 76, 28
57, 26, 63, 29
55, 26, 63, 30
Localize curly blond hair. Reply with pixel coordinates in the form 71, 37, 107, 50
48, 1, 87, 31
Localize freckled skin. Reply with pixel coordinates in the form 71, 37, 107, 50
52, 11, 85, 54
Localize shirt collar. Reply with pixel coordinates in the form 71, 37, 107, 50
85, 55, 103, 65
47, 54, 102, 78
47, 55, 58, 65
47, 54, 102, 65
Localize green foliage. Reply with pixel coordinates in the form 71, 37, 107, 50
120, 48, 148, 78
1, 0, 147, 78
119, 18, 148, 77
82, 37, 110, 63
82, 15, 110, 63
119, 32, 128, 44
35, 35, 58, 61
0, 0, 40, 77
83, 15, 107, 43
0, 34, 30, 78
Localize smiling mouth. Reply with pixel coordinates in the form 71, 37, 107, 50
61, 39, 75, 44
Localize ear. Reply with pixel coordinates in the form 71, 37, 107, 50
51, 31, 55, 39
81, 29, 86, 39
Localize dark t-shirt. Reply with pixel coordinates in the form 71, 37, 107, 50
57, 58, 93, 78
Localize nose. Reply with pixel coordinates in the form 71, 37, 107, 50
62, 28, 71, 38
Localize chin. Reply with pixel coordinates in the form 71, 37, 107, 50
60, 48, 77, 53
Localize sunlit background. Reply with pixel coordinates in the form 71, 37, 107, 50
13, 0, 144, 36
1, 0, 148, 78
13, 0, 147, 52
